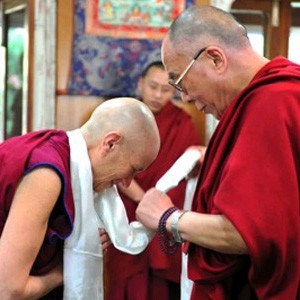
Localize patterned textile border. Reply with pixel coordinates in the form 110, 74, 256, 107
86, 0, 185, 40
68, 0, 194, 97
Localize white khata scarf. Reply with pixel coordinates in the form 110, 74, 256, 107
63, 129, 153, 300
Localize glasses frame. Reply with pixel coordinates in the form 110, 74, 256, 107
169, 47, 207, 92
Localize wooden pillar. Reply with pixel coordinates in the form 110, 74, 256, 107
266, 0, 291, 58
194, 0, 210, 5
56, 0, 74, 95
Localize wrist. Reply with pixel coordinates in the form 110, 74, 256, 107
134, 191, 145, 202
167, 209, 186, 243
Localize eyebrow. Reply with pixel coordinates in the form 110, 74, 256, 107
148, 79, 160, 84
148, 79, 172, 90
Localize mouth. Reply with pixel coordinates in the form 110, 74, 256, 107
150, 101, 162, 109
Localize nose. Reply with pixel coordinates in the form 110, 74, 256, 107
120, 177, 133, 188
154, 88, 162, 98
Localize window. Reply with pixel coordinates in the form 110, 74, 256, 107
288, 2, 300, 63
0, 0, 28, 140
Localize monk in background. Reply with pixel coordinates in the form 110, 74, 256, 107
104, 61, 201, 300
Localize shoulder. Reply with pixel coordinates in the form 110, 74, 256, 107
244, 80, 299, 123
27, 131, 70, 171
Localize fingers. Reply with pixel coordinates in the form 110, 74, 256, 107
98, 228, 111, 254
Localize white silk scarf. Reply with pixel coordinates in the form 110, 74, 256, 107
63, 129, 153, 300
155, 148, 201, 300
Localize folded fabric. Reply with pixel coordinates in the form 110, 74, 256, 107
181, 177, 198, 300
155, 148, 201, 193
155, 148, 201, 299
94, 186, 154, 254
63, 129, 152, 300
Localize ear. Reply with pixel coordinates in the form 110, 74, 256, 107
102, 131, 122, 153
205, 47, 227, 73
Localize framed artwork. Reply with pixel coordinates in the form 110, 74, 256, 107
86, 0, 186, 39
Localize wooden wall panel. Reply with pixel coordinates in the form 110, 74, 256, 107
56, 96, 104, 130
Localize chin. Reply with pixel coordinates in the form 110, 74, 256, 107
94, 181, 115, 192
94, 185, 106, 192
93, 186, 101, 193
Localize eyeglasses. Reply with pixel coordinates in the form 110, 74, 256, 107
168, 47, 207, 93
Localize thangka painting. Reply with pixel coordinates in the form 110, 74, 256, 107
68, 0, 193, 96
86, 0, 186, 39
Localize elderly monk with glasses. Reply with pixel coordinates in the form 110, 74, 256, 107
136, 5, 300, 300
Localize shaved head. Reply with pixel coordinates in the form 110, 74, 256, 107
80, 97, 160, 191
161, 5, 268, 120
167, 5, 249, 52
81, 97, 159, 147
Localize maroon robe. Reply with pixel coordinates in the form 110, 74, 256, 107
104, 102, 200, 299
0, 130, 74, 298
187, 57, 300, 299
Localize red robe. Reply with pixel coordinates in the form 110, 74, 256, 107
104, 102, 200, 299
0, 130, 74, 298
187, 57, 300, 299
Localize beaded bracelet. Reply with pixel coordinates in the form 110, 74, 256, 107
157, 206, 179, 255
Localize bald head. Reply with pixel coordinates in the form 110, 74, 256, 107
80, 97, 160, 191
81, 97, 159, 146
167, 5, 250, 51
161, 6, 269, 120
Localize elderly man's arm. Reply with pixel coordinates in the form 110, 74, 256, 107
0, 168, 63, 299
117, 179, 145, 203
168, 211, 247, 255
136, 188, 248, 255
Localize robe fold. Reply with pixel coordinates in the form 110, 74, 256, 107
104, 101, 199, 299
187, 57, 300, 299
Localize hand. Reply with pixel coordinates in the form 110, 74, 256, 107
99, 228, 111, 254
136, 188, 174, 230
